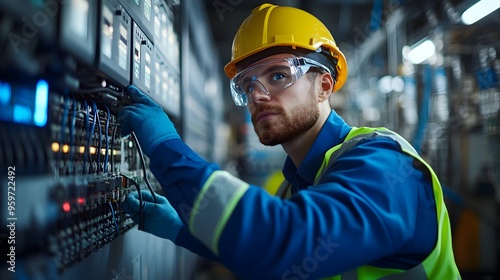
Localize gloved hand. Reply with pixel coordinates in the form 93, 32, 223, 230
118, 85, 179, 157
121, 190, 183, 241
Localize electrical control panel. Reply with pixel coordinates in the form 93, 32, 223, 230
59, 0, 99, 67
132, 21, 154, 96
98, 0, 132, 87
0, 0, 193, 279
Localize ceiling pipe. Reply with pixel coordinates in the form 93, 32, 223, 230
348, 8, 405, 77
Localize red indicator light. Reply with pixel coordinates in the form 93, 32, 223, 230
77, 197, 85, 205
62, 202, 71, 212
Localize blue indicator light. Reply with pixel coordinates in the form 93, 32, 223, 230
34, 80, 49, 127
13, 105, 32, 124
0, 81, 11, 105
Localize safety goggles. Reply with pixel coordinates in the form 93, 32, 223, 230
230, 57, 331, 106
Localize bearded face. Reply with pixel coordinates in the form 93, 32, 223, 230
251, 85, 320, 146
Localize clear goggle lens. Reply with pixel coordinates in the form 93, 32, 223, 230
230, 57, 331, 106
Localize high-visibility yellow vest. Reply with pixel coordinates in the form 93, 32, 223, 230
276, 127, 461, 279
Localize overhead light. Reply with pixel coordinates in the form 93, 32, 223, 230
377, 76, 405, 94
406, 40, 436, 64
377, 75, 393, 95
461, 0, 500, 25
391, 76, 405, 92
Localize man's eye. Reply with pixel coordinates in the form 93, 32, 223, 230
272, 73, 286, 81
242, 81, 254, 93
246, 84, 255, 93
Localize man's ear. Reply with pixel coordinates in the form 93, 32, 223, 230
317, 72, 334, 103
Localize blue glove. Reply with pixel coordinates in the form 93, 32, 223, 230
121, 190, 183, 241
118, 85, 179, 157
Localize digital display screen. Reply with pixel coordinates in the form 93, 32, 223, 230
133, 40, 141, 79
102, 5, 113, 59
145, 53, 151, 89
144, 0, 152, 22
154, 11, 161, 38
119, 24, 128, 70
0, 80, 49, 127
68, 0, 90, 40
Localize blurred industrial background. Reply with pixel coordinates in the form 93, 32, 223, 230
0, 0, 499, 279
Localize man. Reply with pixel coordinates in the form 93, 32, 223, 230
119, 3, 461, 279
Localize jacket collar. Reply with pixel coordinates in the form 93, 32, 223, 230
282, 110, 351, 192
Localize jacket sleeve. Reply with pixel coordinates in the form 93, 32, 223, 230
174, 226, 219, 262
150, 137, 436, 279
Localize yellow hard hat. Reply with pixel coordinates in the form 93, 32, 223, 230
224, 3, 348, 92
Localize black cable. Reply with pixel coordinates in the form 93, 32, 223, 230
83, 100, 89, 174
69, 97, 77, 175
113, 200, 120, 223
121, 175, 143, 230
131, 132, 157, 204
96, 106, 102, 173
73, 111, 122, 127
75, 87, 122, 96
89, 102, 97, 173
111, 125, 118, 173
104, 105, 110, 173
59, 93, 69, 165
129, 140, 138, 169
79, 81, 107, 88
113, 199, 122, 232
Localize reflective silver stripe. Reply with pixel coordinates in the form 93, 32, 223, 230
317, 128, 430, 279
189, 170, 250, 255
314, 129, 418, 186
373, 130, 419, 156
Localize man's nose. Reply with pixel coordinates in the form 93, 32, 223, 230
249, 81, 271, 104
